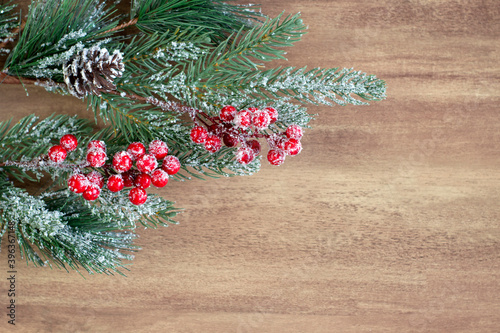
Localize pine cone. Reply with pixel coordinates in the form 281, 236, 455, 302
63, 46, 125, 99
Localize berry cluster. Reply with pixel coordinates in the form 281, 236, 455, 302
189, 105, 303, 166
49, 135, 180, 206
266, 124, 303, 166
48, 134, 79, 163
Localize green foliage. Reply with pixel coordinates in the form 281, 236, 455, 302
132, 0, 263, 43
4, 0, 120, 78
0, 114, 181, 275
0, 0, 387, 275
0, 2, 18, 51
90, 189, 181, 229
0, 114, 93, 182
0, 183, 137, 275
0, 171, 180, 275
189, 13, 307, 85
200, 66, 387, 108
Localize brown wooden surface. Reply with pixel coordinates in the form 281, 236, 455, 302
1, 1, 500, 332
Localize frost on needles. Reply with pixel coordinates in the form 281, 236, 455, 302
0, 0, 386, 275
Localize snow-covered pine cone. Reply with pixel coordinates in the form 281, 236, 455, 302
63, 46, 125, 99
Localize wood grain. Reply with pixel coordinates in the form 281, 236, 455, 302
1, 1, 500, 332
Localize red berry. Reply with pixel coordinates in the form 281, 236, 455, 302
87, 140, 106, 152
86, 149, 107, 167
204, 135, 222, 153
134, 173, 152, 189
127, 142, 146, 160
151, 169, 169, 187
48, 145, 67, 163
236, 147, 255, 165
86, 171, 104, 189
286, 125, 303, 140
253, 110, 271, 130
122, 171, 136, 187
107, 174, 124, 192
82, 185, 101, 201
247, 140, 261, 155
276, 137, 287, 151
60, 134, 78, 151
222, 133, 239, 147
267, 149, 286, 166
68, 174, 89, 194
136, 154, 157, 173
207, 124, 219, 135
234, 110, 252, 129
247, 107, 259, 113
129, 187, 147, 205
149, 140, 169, 159
220, 105, 237, 122
284, 138, 302, 156
264, 107, 278, 124
190, 126, 208, 144
162, 155, 181, 175
112, 151, 132, 173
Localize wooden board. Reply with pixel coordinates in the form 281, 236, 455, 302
0, 0, 499, 332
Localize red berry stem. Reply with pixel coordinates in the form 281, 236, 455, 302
194, 113, 211, 128
197, 110, 218, 124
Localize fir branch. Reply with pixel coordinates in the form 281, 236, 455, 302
202, 66, 387, 107
0, 71, 40, 84
0, 185, 138, 275
0, 177, 180, 275
0, 20, 24, 51
90, 190, 181, 229
188, 12, 307, 87
132, 0, 263, 43
0, 2, 21, 53
4, 0, 121, 78
0, 114, 93, 182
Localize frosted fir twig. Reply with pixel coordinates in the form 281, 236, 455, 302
0, 20, 24, 50
0, 155, 90, 172
0, 71, 39, 85
0, 72, 68, 89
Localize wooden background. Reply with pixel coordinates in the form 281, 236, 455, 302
1, 0, 499, 332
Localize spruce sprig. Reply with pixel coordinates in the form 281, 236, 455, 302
0, 114, 92, 182
0, 2, 18, 54
189, 12, 307, 87
132, 0, 263, 42
0, 183, 138, 275
4, 0, 120, 78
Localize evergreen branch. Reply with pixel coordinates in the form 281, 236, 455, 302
132, 0, 263, 43
0, 177, 180, 275
0, 184, 138, 275
0, 20, 24, 50
4, 0, 121, 77
0, 4, 23, 52
188, 12, 307, 87
0, 2, 18, 52
209, 66, 387, 106
91, 190, 181, 229
0, 71, 39, 84
0, 114, 93, 182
